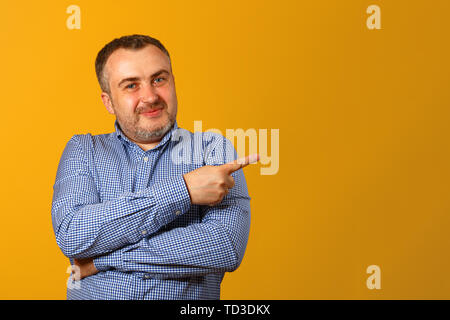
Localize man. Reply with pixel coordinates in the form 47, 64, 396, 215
51, 34, 257, 300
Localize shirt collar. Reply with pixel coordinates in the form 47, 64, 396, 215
114, 119, 178, 150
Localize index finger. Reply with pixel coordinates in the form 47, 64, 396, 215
220, 154, 260, 174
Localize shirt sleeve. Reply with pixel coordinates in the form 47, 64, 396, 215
51, 135, 191, 259
93, 136, 252, 279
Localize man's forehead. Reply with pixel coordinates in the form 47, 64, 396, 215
105, 45, 171, 79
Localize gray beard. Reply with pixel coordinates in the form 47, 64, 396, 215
133, 114, 176, 141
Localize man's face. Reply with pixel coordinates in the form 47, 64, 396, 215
101, 45, 177, 144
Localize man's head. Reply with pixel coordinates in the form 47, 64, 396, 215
95, 34, 177, 145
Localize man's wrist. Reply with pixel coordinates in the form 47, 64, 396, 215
152, 175, 192, 223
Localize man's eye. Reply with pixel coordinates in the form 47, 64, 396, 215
126, 83, 136, 89
153, 77, 166, 85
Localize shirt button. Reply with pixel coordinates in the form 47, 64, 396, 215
143, 274, 151, 279
141, 230, 147, 235
175, 210, 181, 216
143, 157, 149, 162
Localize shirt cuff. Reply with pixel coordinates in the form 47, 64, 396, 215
142, 174, 191, 230
93, 249, 124, 272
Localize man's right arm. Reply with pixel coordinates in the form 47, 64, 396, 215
51, 135, 191, 260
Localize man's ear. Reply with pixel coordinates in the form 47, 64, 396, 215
101, 92, 115, 115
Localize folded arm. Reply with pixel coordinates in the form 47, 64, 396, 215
94, 193, 250, 279
93, 137, 254, 279
51, 135, 191, 259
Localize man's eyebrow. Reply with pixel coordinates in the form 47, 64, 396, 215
151, 69, 170, 78
118, 77, 140, 88
117, 69, 170, 88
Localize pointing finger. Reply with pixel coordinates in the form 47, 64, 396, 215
220, 154, 259, 174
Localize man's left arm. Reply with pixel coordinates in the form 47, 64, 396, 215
88, 166, 251, 279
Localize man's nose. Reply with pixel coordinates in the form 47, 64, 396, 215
140, 83, 159, 104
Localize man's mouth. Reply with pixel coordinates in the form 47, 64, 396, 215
140, 107, 163, 118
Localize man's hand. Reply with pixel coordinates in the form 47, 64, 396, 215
183, 154, 259, 206
72, 258, 99, 280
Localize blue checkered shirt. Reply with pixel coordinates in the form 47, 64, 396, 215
51, 121, 251, 300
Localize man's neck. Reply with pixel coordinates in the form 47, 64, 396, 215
135, 140, 161, 151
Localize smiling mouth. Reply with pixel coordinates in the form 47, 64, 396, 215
140, 108, 163, 117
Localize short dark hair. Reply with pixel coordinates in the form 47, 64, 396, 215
95, 34, 171, 94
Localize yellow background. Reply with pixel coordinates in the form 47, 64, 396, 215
1, 0, 449, 299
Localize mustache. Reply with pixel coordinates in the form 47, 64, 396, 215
137, 102, 166, 114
